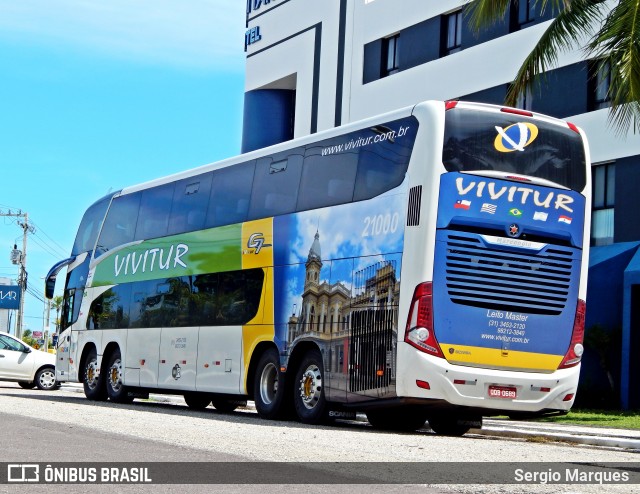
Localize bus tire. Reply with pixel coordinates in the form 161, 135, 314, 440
83, 348, 107, 401
211, 398, 246, 413
366, 407, 428, 432
105, 349, 134, 404
293, 349, 329, 425
428, 415, 480, 436
184, 392, 212, 410
254, 348, 287, 420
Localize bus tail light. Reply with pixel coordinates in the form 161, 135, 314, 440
445, 100, 458, 111
405, 282, 444, 358
558, 299, 586, 369
567, 122, 580, 134
500, 107, 533, 117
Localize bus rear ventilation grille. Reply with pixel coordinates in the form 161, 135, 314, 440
407, 186, 422, 226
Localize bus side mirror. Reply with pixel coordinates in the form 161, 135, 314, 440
45, 256, 76, 299
45, 277, 56, 300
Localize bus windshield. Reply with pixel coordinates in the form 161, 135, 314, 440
442, 108, 587, 191
71, 194, 113, 256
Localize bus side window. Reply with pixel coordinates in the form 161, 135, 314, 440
135, 183, 175, 241
249, 152, 303, 219
96, 192, 142, 255
206, 161, 255, 228
167, 172, 213, 235
353, 148, 409, 201
298, 141, 357, 211
87, 285, 131, 330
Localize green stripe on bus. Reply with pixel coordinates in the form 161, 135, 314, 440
91, 224, 242, 286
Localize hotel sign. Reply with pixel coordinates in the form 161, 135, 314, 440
0, 285, 20, 310
246, 0, 281, 15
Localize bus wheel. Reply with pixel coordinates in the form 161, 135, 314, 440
254, 348, 287, 420
83, 348, 107, 401
212, 398, 246, 413
106, 349, 133, 404
293, 349, 328, 425
184, 393, 211, 410
428, 416, 481, 436
366, 407, 428, 432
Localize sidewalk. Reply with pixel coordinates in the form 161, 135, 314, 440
480, 418, 640, 450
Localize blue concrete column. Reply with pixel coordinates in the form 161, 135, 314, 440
241, 89, 295, 154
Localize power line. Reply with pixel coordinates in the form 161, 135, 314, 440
29, 219, 70, 257
29, 232, 68, 260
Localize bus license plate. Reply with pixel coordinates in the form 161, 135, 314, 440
488, 385, 517, 399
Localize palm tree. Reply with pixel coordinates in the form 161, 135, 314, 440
465, 0, 640, 134
51, 295, 64, 332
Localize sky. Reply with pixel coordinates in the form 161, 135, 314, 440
0, 0, 247, 334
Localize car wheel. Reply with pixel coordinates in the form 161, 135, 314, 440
35, 367, 59, 391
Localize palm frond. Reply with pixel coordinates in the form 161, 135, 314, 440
588, 0, 640, 135
464, 0, 512, 33
506, 0, 608, 106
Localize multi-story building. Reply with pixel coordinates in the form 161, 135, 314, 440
241, 0, 640, 408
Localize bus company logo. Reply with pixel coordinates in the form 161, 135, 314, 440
494, 122, 539, 152
246, 233, 272, 255
172, 364, 181, 380
508, 224, 520, 237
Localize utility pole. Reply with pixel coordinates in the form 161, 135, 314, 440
2, 209, 34, 339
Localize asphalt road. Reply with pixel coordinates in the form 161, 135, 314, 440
0, 383, 637, 494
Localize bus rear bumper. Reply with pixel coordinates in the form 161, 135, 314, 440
396, 344, 580, 413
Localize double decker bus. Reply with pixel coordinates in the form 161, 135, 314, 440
46, 100, 590, 435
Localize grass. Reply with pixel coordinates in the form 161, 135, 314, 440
537, 409, 640, 429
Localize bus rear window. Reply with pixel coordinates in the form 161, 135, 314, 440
443, 108, 587, 191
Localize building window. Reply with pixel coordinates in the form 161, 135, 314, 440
382, 34, 400, 76
517, 0, 536, 28
443, 10, 462, 55
592, 162, 615, 246
590, 59, 612, 111
514, 86, 533, 111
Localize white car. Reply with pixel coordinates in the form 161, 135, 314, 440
0, 331, 59, 391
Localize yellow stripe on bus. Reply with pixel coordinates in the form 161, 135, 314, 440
241, 218, 275, 392
441, 344, 563, 372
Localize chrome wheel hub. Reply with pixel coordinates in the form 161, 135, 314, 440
299, 364, 322, 410
109, 359, 124, 392
85, 359, 100, 390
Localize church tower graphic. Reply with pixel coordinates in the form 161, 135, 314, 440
287, 228, 400, 395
